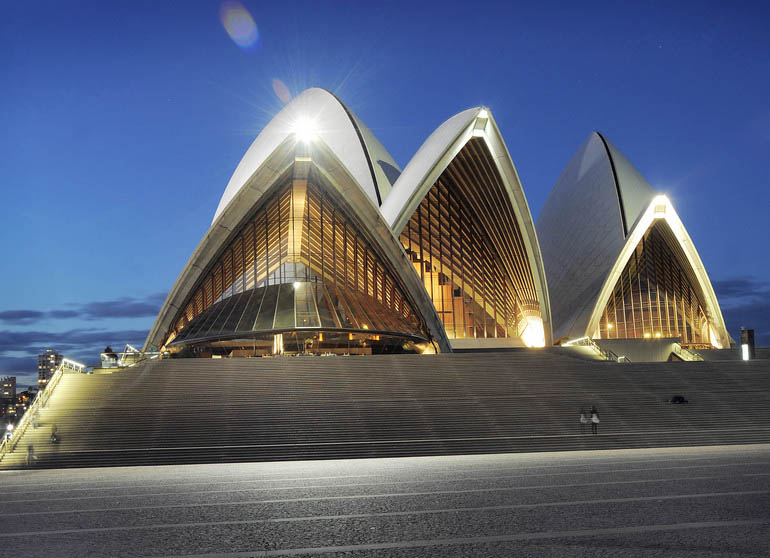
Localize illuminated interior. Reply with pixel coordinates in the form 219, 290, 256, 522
164, 178, 428, 354
399, 138, 544, 346
596, 219, 715, 347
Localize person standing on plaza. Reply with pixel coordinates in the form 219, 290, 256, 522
591, 406, 600, 435
579, 409, 587, 433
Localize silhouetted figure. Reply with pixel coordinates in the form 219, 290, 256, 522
26, 444, 36, 465
50, 425, 59, 444
591, 406, 600, 435
579, 409, 587, 434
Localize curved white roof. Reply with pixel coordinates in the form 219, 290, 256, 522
347, 110, 401, 201
586, 195, 730, 348
145, 105, 449, 352
214, 88, 399, 222
379, 106, 553, 347
538, 132, 728, 346
538, 132, 631, 340
600, 133, 656, 233
380, 107, 479, 229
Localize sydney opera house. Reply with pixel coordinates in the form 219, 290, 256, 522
144, 88, 729, 359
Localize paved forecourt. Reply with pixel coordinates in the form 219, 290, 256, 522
1, 444, 769, 557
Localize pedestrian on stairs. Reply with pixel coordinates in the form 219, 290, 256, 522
50, 425, 59, 444
26, 444, 36, 465
590, 406, 600, 435
579, 409, 588, 433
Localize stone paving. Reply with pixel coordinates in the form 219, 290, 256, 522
1, 444, 769, 557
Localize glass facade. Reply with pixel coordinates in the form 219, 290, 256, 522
172, 281, 424, 343
596, 220, 714, 346
165, 180, 423, 349
399, 138, 543, 344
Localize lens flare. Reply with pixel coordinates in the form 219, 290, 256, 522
272, 79, 292, 104
219, 2, 259, 50
292, 117, 317, 143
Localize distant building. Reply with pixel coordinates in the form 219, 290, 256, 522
1, 376, 15, 402
38, 349, 62, 388
15, 390, 35, 415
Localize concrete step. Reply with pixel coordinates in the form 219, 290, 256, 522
3, 352, 770, 469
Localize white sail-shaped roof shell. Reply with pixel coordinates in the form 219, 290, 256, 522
381, 107, 553, 347
537, 132, 729, 347
145, 89, 452, 353
214, 88, 399, 222
587, 194, 730, 348
380, 108, 478, 229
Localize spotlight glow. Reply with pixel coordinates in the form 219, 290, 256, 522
292, 117, 317, 143
519, 316, 546, 348
219, 2, 259, 50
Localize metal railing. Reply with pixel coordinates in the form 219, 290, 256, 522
672, 343, 704, 361
563, 336, 631, 363
0, 357, 85, 464
100, 344, 161, 369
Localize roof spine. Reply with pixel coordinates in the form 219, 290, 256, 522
596, 131, 627, 236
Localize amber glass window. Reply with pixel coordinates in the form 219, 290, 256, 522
166, 180, 420, 345
597, 220, 713, 346
399, 138, 542, 341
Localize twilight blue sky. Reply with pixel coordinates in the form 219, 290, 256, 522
2, 0, 769, 386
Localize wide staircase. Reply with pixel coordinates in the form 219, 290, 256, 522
3, 351, 770, 469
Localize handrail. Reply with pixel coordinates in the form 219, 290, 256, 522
99, 350, 162, 369
672, 343, 704, 361
563, 336, 631, 363
0, 350, 158, 465
0, 357, 83, 464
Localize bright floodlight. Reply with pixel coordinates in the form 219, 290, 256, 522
293, 117, 317, 143
519, 316, 545, 348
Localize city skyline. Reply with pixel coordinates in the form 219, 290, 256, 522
2, 1, 769, 385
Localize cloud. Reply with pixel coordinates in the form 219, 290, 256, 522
0, 292, 167, 325
721, 300, 770, 344
0, 292, 164, 380
0, 328, 149, 353
712, 276, 770, 346
0, 356, 39, 388
48, 310, 79, 319
712, 277, 770, 300
0, 329, 149, 373
77, 292, 166, 320
0, 310, 46, 325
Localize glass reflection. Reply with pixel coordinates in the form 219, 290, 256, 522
597, 220, 714, 347
399, 138, 543, 345
166, 180, 423, 347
